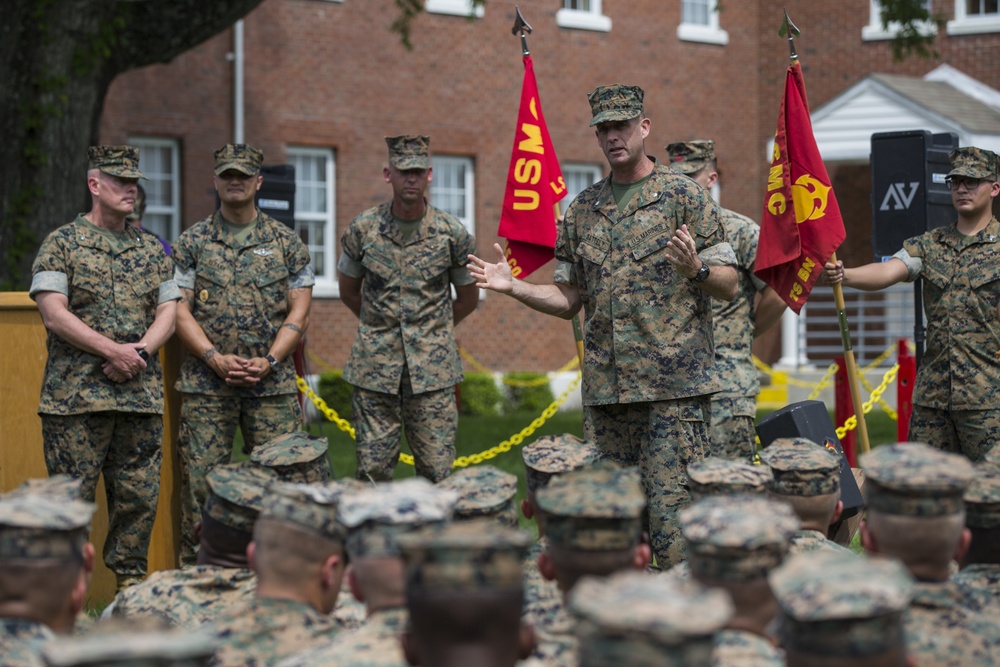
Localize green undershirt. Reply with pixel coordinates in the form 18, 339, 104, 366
610, 173, 652, 212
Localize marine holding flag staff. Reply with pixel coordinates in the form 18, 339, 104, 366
469, 84, 738, 568
824, 147, 1000, 461
339, 135, 478, 483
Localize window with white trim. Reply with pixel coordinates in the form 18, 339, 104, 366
677, 0, 729, 45
287, 146, 337, 295
863, 0, 935, 40
430, 155, 475, 237
556, 0, 612, 32
562, 163, 603, 206
424, 0, 484, 18
129, 137, 181, 243
948, 0, 1000, 34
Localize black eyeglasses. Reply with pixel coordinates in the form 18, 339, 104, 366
946, 177, 995, 191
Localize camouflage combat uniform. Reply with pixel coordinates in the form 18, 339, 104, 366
520, 537, 562, 629
555, 159, 735, 567
787, 529, 854, 556
905, 580, 1000, 666
0, 619, 55, 667
340, 198, 476, 482
712, 629, 784, 667
278, 607, 408, 667
111, 565, 256, 628
172, 207, 314, 563
30, 209, 179, 579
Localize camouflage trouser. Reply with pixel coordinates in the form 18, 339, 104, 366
351, 375, 457, 483
909, 404, 1000, 461
177, 392, 302, 565
41, 411, 162, 577
708, 397, 757, 461
584, 396, 710, 568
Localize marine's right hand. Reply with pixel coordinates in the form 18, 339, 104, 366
467, 243, 515, 294
819, 260, 845, 286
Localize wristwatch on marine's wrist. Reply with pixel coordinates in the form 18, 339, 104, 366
692, 262, 711, 283
137, 349, 150, 363
265, 353, 278, 370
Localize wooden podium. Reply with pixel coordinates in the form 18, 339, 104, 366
0, 292, 181, 606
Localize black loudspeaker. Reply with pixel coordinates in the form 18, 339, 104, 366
870, 130, 958, 260
756, 400, 865, 518
256, 164, 296, 228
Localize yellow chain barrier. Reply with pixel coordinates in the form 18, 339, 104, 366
459, 346, 579, 387
834, 363, 900, 440
806, 362, 839, 400
296, 372, 582, 468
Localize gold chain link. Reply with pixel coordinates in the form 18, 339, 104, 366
834, 363, 900, 439
806, 362, 839, 400
296, 373, 582, 468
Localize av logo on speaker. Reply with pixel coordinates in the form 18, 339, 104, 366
879, 182, 920, 211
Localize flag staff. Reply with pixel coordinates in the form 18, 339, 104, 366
781, 11, 871, 454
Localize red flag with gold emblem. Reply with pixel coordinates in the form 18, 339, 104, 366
755, 62, 846, 314
497, 55, 567, 279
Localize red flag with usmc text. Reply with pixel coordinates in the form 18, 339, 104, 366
497, 55, 567, 279
755, 62, 846, 314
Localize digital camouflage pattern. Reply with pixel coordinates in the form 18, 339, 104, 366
569, 571, 732, 667
340, 200, 475, 395
964, 461, 1000, 528
905, 580, 1000, 666
249, 432, 330, 484
172, 209, 313, 398
536, 465, 645, 551
587, 84, 643, 126
947, 146, 999, 180
788, 529, 854, 557
88, 145, 144, 179
0, 482, 93, 560
584, 398, 709, 567
276, 607, 408, 667
531, 602, 578, 667
42, 629, 214, 667
680, 494, 798, 583
686, 457, 772, 500
665, 140, 715, 175
522, 434, 603, 493
0, 618, 55, 667
208, 597, 343, 667
40, 412, 160, 576
203, 463, 275, 533
31, 215, 178, 415
894, 215, 1000, 459
260, 482, 348, 542
770, 552, 912, 659
385, 135, 430, 170
760, 437, 841, 496
437, 464, 518, 527
711, 628, 784, 667
397, 520, 529, 594
177, 393, 302, 565
861, 443, 974, 517
351, 383, 457, 482
213, 144, 262, 176
953, 563, 1000, 605
332, 588, 366, 632
520, 537, 562, 629
707, 399, 757, 462
111, 565, 256, 629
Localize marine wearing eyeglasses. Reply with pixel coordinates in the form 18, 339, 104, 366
823, 146, 1000, 461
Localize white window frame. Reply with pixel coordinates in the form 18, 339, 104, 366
677, 0, 729, 45
287, 146, 337, 298
424, 0, 484, 18
561, 163, 604, 206
948, 0, 1000, 34
430, 155, 476, 238
863, 0, 936, 40
129, 136, 181, 243
556, 0, 612, 32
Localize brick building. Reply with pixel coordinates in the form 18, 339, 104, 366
99, 0, 1000, 373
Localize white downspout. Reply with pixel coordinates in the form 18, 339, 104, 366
233, 20, 245, 144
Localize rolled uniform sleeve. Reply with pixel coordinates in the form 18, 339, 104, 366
173, 265, 196, 291
337, 252, 364, 279
29, 271, 69, 298
289, 264, 316, 290
158, 279, 182, 303
698, 242, 737, 268
553, 260, 577, 287
892, 247, 923, 282
449, 229, 477, 287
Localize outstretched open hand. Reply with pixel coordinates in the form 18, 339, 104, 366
467, 243, 515, 294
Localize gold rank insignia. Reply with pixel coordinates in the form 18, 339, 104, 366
199, 289, 209, 302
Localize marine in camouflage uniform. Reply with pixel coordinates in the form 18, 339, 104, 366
569, 571, 732, 667
469, 85, 738, 569
30, 145, 179, 587
111, 463, 273, 627
861, 443, 1000, 666
339, 135, 478, 483
827, 147, 1000, 461
760, 437, 855, 558
955, 462, 1000, 608
770, 550, 914, 667
667, 141, 786, 462
207, 482, 350, 667
41, 624, 215, 667
437, 464, 519, 527
173, 144, 315, 565
277, 478, 457, 667
0, 478, 96, 666
680, 495, 798, 667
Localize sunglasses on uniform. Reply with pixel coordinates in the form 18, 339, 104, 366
945, 176, 996, 191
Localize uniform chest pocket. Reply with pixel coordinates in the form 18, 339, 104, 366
920, 262, 951, 290
577, 239, 609, 266
361, 250, 395, 281
631, 230, 671, 262
196, 262, 233, 288
69, 263, 110, 306
417, 243, 452, 281
129, 271, 159, 299
254, 262, 289, 289
969, 253, 1000, 290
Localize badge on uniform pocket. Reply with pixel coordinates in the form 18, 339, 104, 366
199, 289, 209, 302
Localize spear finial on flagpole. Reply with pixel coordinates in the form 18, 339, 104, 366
512, 5, 532, 57
778, 9, 800, 64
